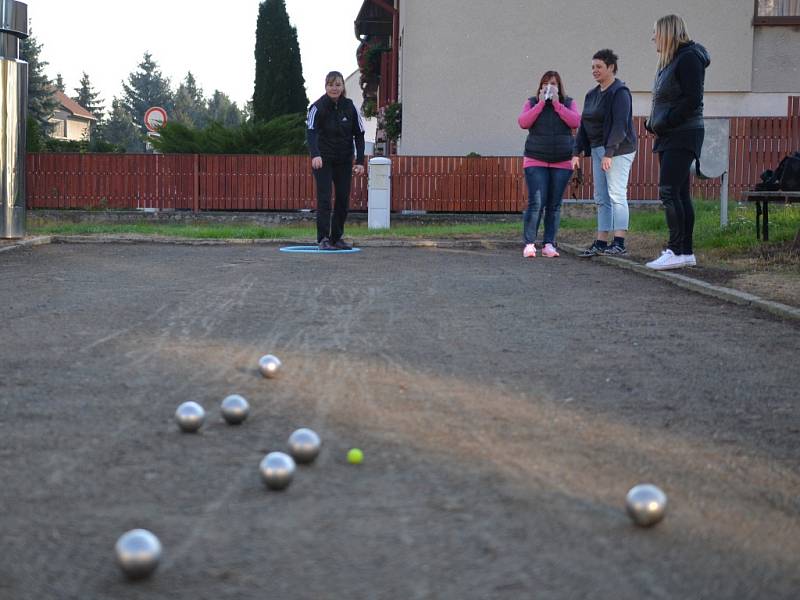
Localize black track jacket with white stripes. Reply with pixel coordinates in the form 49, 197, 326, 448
306, 95, 366, 164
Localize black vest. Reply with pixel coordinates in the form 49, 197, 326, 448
649, 52, 705, 134
524, 97, 574, 163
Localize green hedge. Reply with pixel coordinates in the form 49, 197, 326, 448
151, 113, 307, 154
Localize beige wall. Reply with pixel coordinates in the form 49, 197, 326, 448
398, 0, 767, 156
752, 25, 800, 91
49, 111, 92, 141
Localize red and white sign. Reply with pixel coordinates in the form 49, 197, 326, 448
144, 106, 168, 132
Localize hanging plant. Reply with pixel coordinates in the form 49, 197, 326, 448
362, 98, 378, 119
380, 102, 402, 142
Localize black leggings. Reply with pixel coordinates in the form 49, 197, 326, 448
658, 149, 696, 255
313, 161, 352, 243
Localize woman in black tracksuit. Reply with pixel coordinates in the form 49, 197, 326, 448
306, 71, 366, 251
645, 14, 710, 270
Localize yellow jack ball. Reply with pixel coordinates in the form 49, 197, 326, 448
347, 448, 364, 464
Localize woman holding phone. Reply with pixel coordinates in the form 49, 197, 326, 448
518, 70, 581, 258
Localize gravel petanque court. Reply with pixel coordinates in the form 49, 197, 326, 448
1, 242, 799, 599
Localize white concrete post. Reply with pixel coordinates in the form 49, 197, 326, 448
368, 157, 391, 229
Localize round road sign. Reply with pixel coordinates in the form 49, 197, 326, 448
144, 107, 167, 132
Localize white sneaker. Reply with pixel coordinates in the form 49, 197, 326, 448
523, 243, 536, 258
646, 249, 685, 270
542, 243, 560, 257
681, 254, 697, 267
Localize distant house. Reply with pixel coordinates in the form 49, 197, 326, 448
355, 0, 800, 155
48, 90, 97, 142
344, 69, 377, 155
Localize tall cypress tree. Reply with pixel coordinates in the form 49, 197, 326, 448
252, 0, 307, 122
20, 26, 58, 128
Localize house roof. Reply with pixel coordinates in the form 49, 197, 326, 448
53, 90, 97, 121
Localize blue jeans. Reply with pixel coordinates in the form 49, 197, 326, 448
522, 166, 573, 245
590, 147, 635, 232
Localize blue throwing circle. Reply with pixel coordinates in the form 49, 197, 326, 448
279, 245, 362, 254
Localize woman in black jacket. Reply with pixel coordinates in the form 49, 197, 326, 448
645, 14, 710, 270
306, 71, 366, 251
572, 49, 638, 257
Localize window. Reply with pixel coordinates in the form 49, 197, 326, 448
754, 0, 800, 24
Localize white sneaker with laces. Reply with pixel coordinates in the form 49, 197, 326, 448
523, 243, 536, 258
646, 249, 685, 270
681, 254, 697, 266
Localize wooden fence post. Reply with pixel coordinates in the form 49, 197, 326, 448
192, 154, 199, 212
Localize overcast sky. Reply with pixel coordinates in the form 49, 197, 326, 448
28, 0, 363, 114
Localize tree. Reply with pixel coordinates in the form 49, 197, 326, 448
252, 0, 307, 122
121, 52, 174, 135
151, 113, 305, 155
98, 98, 141, 152
173, 72, 208, 128
55, 73, 65, 92
73, 72, 105, 122
20, 26, 58, 129
207, 90, 243, 127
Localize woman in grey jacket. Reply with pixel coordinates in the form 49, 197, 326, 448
572, 49, 638, 257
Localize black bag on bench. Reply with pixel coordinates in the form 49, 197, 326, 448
757, 151, 800, 191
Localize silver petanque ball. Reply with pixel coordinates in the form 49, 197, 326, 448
259, 451, 296, 490
626, 484, 668, 527
221, 394, 250, 425
287, 428, 321, 464
175, 401, 205, 433
115, 529, 162, 579
258, 354, 282, 378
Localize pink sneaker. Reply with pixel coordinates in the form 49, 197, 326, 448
542, 243, 559, 257
523, 243, 536, 258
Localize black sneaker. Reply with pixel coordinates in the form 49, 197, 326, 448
579, 242, 605, 257
319, 238, 335, 251
332, 238, 353, 250
602, 243, 628, 256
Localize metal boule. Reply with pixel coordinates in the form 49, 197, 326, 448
115, 529, 162, 579
625, 483, 668, 527
175, 401, 205, 433
287, 428, 321, 464
259, 451, 295, 490
221, 394, 250, 425
258, 354, 282, 378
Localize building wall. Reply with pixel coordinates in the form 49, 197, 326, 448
66, 119, 90, 141
752, 25, 800, 91
49, 111, 92, 141
344, 69, 377, 154
398, 0, 789, 156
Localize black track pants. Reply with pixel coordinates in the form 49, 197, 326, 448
658, 149, 696, 255
313, 161, 352, 243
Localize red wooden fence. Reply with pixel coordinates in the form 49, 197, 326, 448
27, 101, 800, 213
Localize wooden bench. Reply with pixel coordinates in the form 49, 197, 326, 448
740, 191, 800, 241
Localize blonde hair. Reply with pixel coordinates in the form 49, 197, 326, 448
654, 14, 691, 70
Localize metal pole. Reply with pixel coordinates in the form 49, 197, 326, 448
720, 171, 728, 227
0, 0, 28, 239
